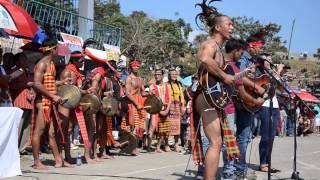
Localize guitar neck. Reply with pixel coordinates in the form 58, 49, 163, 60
234, 69, 248, 81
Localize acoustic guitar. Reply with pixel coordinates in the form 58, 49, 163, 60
235, 74, 275, 113
199, 64, 252, 109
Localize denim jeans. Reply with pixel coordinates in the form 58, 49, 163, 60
252, 115, 261, 136
234, 109, 254, 173
222, 113, 236, 177
286, 116, 294, 136
201, 119, 209, 155
281, 117, 287, 136
73, 124, 80, 142
256, 107, 280, 165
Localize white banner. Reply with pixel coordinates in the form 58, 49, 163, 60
103, 43, 121, 62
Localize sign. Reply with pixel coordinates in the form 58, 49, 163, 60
60, 32, 83, 52
104, 43, 120, 61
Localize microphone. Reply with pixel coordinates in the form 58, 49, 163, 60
255, 55, 291, 69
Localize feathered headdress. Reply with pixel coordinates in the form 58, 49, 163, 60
195, 0, 222, 30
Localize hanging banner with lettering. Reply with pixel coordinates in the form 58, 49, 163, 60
60, 32, 83, 52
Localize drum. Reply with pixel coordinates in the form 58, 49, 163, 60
118, 129, 137, 154
57, 85, 81, 108
144, 94, 163, 114
80, 94, 101, 114
101, 96, 118, 116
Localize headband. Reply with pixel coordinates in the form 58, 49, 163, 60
248, 41, 264, 47
39, 45, 57, 53
129, 59, 141, 68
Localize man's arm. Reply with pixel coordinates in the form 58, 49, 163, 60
197, 42, 234, 85
90, 73, 101, 95
237, 85, 264, 106
242, 77, 265, 95
160, 84, 172, 116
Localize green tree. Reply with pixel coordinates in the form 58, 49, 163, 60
232, 16, 287, 53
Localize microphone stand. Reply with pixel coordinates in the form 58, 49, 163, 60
267, 84, 273, 180
253, 57, 310, 180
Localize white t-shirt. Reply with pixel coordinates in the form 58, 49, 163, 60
262, 95, 279, 108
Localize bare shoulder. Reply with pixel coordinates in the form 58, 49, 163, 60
199, 39, 217, 54
198, 39, 217, 59
35, 60, 47, 73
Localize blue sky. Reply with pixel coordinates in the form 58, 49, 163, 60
118, 0, 320, 54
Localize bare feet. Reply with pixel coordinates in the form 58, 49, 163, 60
54, 161, 63, 168
131, 148, 139, 156
32, 162, 48, 170
62, 161, 74, 168
155, 148, 164, 153
174, 145, 181, 152
85, 157, 96, 164
100, 154, 113, 159
93, 156, 103, 162
164, 146, 171, 152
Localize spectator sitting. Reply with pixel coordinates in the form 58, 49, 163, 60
297, 116, 312, 137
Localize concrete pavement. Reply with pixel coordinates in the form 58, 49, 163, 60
8, 134, 320, 180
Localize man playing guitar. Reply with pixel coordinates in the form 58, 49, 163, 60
222, 38, 265, 179
193, 1, 235, 179
235, 31, 284, 176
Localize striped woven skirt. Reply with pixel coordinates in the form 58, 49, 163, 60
168, 101, 181, 136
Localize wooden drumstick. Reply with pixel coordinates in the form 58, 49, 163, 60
80, 102, 92, 106
144, 105, 152, 109
119, 141, 129, 148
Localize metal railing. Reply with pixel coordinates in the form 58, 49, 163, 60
13, 0, 121, 49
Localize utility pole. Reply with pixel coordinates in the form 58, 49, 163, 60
287, 19, 296, 60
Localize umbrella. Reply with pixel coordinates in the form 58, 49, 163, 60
295, 89, 320, 103
0, 0, 38, 39
181, 75, 192, 86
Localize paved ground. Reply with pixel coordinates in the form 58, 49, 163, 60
7, 134, 320, 180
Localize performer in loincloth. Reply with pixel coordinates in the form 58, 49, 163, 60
148, 66, 172, 153
58, 51, 94, 164
30, 40, 69, 169
124, 58, 149, 155
86, 64, 110, 160
191, 1, 237, 179
167, 67, 185, 152
98, 60, 121, 159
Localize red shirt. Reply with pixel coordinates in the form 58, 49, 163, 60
224, 61, 243, 114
